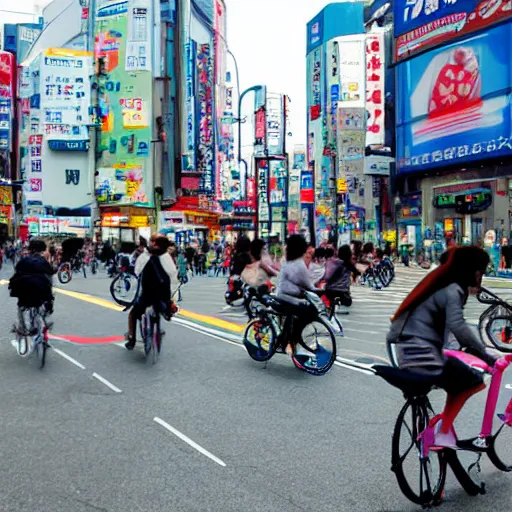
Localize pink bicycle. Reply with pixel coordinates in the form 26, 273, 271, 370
375, 350, 512, 507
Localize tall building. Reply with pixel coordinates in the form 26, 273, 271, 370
393, 0, 512, 258
305, 2, 366, 244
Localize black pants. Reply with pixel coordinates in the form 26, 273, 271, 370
280, 302, 317, 347
324, 290, 352, 307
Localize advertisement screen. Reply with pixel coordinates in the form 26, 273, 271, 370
396, 23, 512, 173
394, 0, 511, 62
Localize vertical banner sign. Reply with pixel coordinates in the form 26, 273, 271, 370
196, 43, 214, 195
126, 1, 152, 72
0, 51, 14, 160
257, 160, 270, 233
329, 41, 340, 144
366, 33, 385, 146
266, 93, 284, 157
254, 106, 266, 157
310, 48, 322, 121
183, 41, 196, 172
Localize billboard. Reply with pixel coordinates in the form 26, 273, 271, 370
338, 36, 366, 108
266, 93, 285, 157
396, 23, 512, 173
0, 51, 13, 154
394, 0, 511, 62
95, 0, 154, 207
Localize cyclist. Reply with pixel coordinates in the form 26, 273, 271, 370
387, 245, 497, 448
125, 235, 177, 350
322, 245, 357, 312
276, 234, 323, 355
9, 239, 54, 314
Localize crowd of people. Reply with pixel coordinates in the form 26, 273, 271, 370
228, 235, 391, 313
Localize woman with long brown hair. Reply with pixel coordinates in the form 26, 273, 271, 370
387, 245, 497, 448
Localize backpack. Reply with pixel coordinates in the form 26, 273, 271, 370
141, 255, 171, 303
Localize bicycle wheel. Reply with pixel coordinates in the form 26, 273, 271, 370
152, 317, 160, 365
392, 398, 446, 506
110, 273, 138, 306
57, 263, 72, 284
141, 312, 153, 358
479, 305, 512, 353
488, 421, 512, 471
292, 317, 337, 376
243, 317, 277, 362
36, 335, 47, 369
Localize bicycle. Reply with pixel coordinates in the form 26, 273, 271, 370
243, 290, 337, 376
374, 349, 512, 507
57, 253, 86, 284
478, 287, 512, 353
13, 306, 51, 369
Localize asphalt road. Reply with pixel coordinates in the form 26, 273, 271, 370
2, 263, 512, 511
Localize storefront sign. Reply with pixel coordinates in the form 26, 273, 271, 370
102, 213, 129, 227
396, 23, 512, 174
48, 140, 89, 151
129, 215, 149, 228
394, 0, 511, 62
364, 155, 393, 176
365, 33, 385, 146
254, 106, 266, 157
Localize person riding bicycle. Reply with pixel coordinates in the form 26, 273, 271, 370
387, 245, 498, 448
9, 239, 54, 314
276, 234, 323, 356
322, 245, 358, 312
125, 235, 177, 350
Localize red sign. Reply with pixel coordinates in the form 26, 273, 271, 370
255, 108, 265, 140
81, 7, 89, 19
395, 1, 511, 62
246, 177, 257, 209
0, 52, 14, 99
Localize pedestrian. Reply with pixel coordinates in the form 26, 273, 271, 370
185, 243, 196, 273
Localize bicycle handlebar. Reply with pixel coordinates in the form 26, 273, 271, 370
477, 287, 512, 308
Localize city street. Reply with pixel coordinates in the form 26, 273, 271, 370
2, 265, 512, 511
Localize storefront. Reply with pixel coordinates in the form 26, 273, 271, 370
396, 194, 422, 252
159, 210, 219, 245
100, 209, 153, 245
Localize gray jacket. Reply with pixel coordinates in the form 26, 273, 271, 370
276, 258, 316, 305
387, 283, 488, 375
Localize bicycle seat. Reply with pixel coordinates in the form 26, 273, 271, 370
373, 365, 436, 397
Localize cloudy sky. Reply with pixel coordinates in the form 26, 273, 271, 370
3, 0, 335, 146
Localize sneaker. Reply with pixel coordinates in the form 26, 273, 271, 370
124, 334, 136, 351
433, 422, 457, 449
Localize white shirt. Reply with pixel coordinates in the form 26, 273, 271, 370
135, 251, 178, 293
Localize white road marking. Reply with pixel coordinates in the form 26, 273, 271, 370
92, 372, 122, 393
344, 327, 381, 335
153, 417, 226, 467
53, 348, 86, 370
334, 360, 375, 376
339, 318, 389, 327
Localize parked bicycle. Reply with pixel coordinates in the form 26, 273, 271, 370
243, 290, 337, 376
374, 349, 512, 507
13, 306, 51, 369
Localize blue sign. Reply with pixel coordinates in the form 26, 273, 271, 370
307, 13, 324, 54
48, 140, 90, 152
396, 23, 512, 174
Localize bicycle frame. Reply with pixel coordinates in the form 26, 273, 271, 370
422, 350, 512, 454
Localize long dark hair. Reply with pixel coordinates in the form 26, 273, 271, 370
392, 246, 489, 320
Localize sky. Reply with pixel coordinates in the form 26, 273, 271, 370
2, 0, 338, 147
226, 0, 337, 147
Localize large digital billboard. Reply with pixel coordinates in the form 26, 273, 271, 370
396, 22, 512, 173
394, 0, 511, 62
